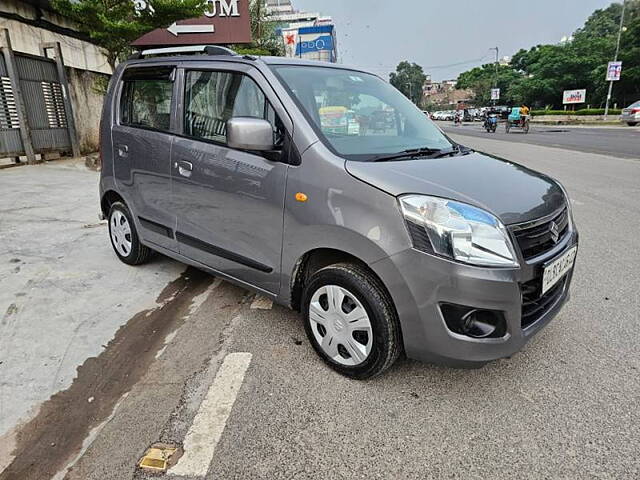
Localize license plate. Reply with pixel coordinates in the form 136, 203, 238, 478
542, 246, 577, 295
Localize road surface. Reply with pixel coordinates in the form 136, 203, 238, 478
1, 135, 639, 479
439, 121, 640, 159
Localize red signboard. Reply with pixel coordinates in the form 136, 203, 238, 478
132, 0, 252, 48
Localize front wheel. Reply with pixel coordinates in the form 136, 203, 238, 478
302, 263, 401, 379
523, 121, 530, 134
505, 122, 511, 133
628, 122, 638, 127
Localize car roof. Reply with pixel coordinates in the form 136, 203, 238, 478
122, 54, 373, 75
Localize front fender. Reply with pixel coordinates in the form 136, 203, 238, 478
278, 142, 412, 305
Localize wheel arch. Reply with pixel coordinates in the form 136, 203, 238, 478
101, 190, 125, 218
288, 247, 399, 324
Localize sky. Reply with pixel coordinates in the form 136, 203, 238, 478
292, 0, 617, 81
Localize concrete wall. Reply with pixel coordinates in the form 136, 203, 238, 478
1, 0, 112, 154
531, 115, 619, 124
0, 0, 112, 74
66, 68, 108, 153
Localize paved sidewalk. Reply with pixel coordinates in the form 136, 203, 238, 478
0, 159, 184, 465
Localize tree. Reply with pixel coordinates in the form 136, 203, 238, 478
455, 0, 640, 109
389, 61, 427, 106
233, 0, 284, 56
51, 0, 206, 69
507, 0, 640, 108
456, 64, 521, 105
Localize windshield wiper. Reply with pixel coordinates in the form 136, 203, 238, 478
429, 145, 474, 159
371, 147, 444, 163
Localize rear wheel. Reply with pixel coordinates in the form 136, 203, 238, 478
108, 202, 151, 265
523, 121, 530, 134
302, 263, 401, 379
628, 122, 638, 126
505, 122, 511, 133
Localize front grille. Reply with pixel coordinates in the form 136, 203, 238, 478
521, 276, 566, 328
511, 207, 569, 260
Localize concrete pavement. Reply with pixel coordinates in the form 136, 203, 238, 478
1, 135, 639, 479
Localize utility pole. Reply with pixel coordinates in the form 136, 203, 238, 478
604, 0, 626, 119
490, 46, 499, 105
406, 82, 413, 104
257, 0, 262, 41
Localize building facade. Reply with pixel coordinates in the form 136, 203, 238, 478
1, 0, 111, 155
266, 0, 338, 63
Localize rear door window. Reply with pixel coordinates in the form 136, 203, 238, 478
120, 67, 174, 131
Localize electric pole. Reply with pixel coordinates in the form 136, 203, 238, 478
604, 0, 626, 119
490, 46, 499, 105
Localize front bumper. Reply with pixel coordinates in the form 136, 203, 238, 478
621, 113, 639, 123
371, 229, 579, 367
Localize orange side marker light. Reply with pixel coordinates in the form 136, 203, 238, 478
295, 192, 308, 202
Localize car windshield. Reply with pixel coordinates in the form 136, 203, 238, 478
271, 65, 453, 161
629, 101, 640, 108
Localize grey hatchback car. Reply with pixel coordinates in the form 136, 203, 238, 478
99, 47, 578, 379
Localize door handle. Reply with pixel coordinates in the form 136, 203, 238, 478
175, 160, 193, 178
117, 144, 129, 158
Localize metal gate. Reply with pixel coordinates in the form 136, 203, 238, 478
0, 28, 79, 163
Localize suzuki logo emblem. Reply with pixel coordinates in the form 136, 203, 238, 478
549, 221, 560, 243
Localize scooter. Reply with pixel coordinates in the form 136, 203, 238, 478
484, 114, 498, 133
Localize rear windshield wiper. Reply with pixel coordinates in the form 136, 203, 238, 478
371, 147, 444, 163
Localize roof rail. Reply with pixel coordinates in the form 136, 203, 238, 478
135, 45, 238, 58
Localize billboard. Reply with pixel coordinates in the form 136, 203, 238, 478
132, 0, 252, 47
563, 89, 586, 105
282, 25, 337, 63
282, 29, 298, 57
490, 88, 500, 101
606, 61, 622, 81
297, 34, 334, 56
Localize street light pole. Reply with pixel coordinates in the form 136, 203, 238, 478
406, 82, 413, 104
490, 46, 499, 105
604, 0, 626, 119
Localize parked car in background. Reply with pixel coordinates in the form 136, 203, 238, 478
620, 101, 640, 126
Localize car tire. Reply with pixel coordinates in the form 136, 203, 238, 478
628, 122, 638, 126
302, 263, 402, 380
108, 201, 152, 265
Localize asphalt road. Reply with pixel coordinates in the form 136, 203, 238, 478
1, 137, 639, 479
439, 121, 640, 159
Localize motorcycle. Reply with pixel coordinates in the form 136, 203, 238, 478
484, 114, 498, 133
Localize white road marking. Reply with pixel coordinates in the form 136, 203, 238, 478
250, 295, 273, 310
169, 352, 252, 477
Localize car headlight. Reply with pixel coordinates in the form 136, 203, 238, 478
399, 195, 519, 267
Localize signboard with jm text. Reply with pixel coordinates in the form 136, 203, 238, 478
563, 89, 587, 105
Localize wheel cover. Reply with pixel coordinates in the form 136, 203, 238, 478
110, 210, 132, 257
308, 285, 373, 366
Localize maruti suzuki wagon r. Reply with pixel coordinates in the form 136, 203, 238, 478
99, 46, 578, 379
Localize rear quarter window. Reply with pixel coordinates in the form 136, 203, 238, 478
120, 66, 174, 132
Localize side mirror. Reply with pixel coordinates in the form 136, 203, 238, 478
226, 117, 275, 151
